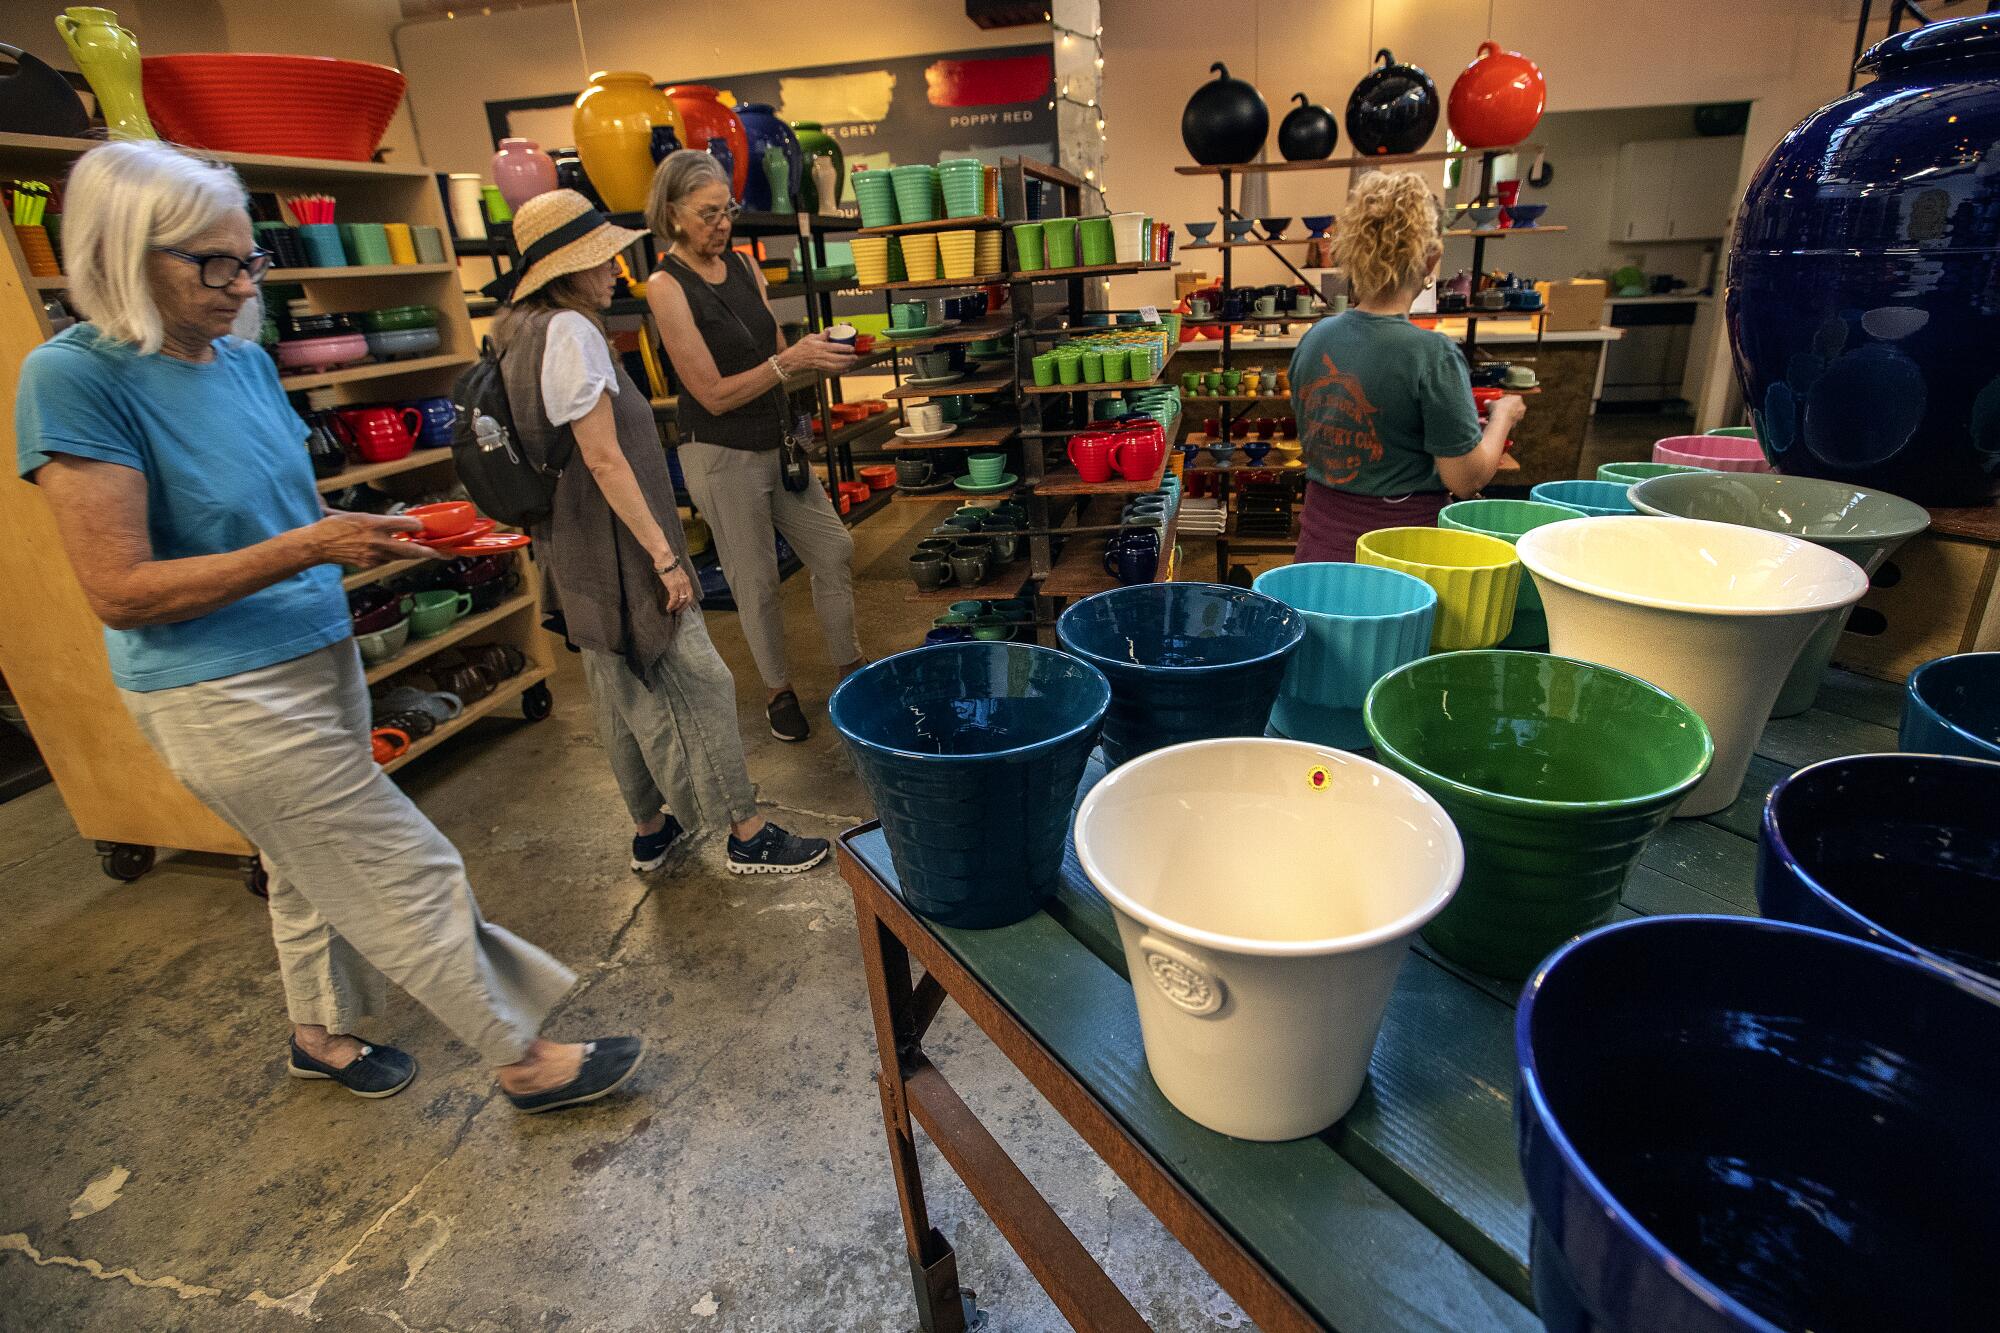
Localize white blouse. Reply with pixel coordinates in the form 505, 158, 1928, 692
538, 309, 619, 427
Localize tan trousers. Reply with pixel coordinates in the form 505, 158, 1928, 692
678, 441, 861, 690
122, 642, 575, 1065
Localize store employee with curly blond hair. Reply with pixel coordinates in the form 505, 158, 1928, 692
1289, 169, 1525, 562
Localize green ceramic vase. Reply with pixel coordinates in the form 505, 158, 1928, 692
1363, 650, 1713, 980
1438, 499, 1582, 648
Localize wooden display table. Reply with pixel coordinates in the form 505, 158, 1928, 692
1835, 500, 2000, 683
837, 672, 1901, 1330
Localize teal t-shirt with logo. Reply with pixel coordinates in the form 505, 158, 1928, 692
15, 324, 348, 692
1289, 310, 1482, 496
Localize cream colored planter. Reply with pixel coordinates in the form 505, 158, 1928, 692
1516, 516, 1869, 816
1073, 737, 1462, 1140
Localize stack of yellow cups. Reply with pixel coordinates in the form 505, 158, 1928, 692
937, 229, 977, 281
901, 232, 941, 282
851, 236, 892, 286
975, 229, 1004, 275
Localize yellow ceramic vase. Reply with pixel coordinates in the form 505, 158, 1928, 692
573, 71, 684, 214
55, 6, 156, 139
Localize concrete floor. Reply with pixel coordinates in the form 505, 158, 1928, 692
0, 501, 1249, 1333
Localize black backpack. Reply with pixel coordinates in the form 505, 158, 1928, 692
449, 336, 574, 527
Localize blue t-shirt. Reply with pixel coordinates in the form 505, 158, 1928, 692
15, 325, 348, 692
1289, 310, 1482, 496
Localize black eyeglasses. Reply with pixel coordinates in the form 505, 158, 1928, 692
157, 247, 275, 288
682, 201, 741, 227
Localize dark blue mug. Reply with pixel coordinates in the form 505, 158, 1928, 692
1101, 529, 1160, 584
403, 395, 456, 446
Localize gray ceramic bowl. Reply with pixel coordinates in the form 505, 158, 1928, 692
355, 617, 410, 664
363, 327, 442, 360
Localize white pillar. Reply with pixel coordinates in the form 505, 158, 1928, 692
1050, 0, 1105, 213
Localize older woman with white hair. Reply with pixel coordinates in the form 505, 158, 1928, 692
13, 139, 642, 1113
645, 149, 862, 743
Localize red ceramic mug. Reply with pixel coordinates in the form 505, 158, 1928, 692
1067, 432, 1117, 483
336, 406, 423, 463
370, 727, 411, 764
1109, 425, 1166, 480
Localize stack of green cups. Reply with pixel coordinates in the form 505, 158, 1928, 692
1011, 222, 1046, 271
1032, 353, 1056, 386
1101, 347, 1128, 382
1043, 217, 1079, 267
938, 158, 985, 218
852, 171, 899, 228
891, 165, 938, 223
1079, 216, 1114, 265
1055, 346, 1083, 383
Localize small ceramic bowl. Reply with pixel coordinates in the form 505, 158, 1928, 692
275, 333, 369, 372
360, 304, 438, 332
1503, 203, 1548, 227
1185, 221, 1216, 242
364, 327, 442, 360
355, 616, 410, 664
403, 501, 478, 539
1258, 216, 1291, 238
1302, 214, 1335, 236
1464, 205, 1501, 229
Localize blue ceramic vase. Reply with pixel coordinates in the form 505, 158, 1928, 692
1759, 752, 2000, 994
734, 102, 801, 212
1729, 14, 2000, 504
1518, 914, 2000, 1333
828, 643, 1109, 929
1056, 584, 1305, 766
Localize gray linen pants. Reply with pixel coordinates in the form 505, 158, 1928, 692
580, 609, 759, 831
122, 642, 575, 1065
678, 441, 861, 690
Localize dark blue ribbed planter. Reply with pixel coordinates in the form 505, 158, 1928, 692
1056, 583, 1305, 766
1518, 915, 2000, 1333
829, 643, 1109, 929
1900, 651, 2000, 760
1759, 752, 2000, 995
1729, 15, 2000, 504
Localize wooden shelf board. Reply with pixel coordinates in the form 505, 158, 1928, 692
823, 412, 899, 449
1032, 460, 1168, 496
881, 367, 1017, 400
905, 567, 1034, 602
874, 316, 1014, 351
363, 591, 536, 685
278, 352, 472, 392
341, 557, 427, 591
1011, 157, 1086, 190
1024, 373, 1165, 395
1183, 394, 1295, 406
268, 263, 457, 281
28, 274, 66, 290
853, 216, 1006, 237
881, 423, 1019, 452
381, 666, 550, 774
1011, 260, 1174, 282
841, 487, 895, 527
857, 272, 1010, 293
1444, 226, 1568, 238
315, 446, 454, 493
1174, 145, 1537, 177
895, 484, 1017, 504
1181, 238, 1322, 249
0, 132, 437, 179
1040, 511, 1181, 600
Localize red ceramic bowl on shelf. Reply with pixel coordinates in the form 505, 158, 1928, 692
858, 464, 897, 491
275, 333, 369, 374
142, 54, 406, 161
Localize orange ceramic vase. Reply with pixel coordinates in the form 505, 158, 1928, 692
664, 84, 750, 201
573, 71, 683, 213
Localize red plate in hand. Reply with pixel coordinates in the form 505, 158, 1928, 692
398, 518, 495, 548
431, 531, 532, 555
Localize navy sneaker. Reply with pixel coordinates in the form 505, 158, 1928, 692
631, 814, 687, 872
766, 689, 810, 742
503, 1037, 646, 1114
726, 821, 830, 875
288, 1037, 417, 1099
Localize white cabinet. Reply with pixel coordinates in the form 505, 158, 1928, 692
1611, 137, 1743, 243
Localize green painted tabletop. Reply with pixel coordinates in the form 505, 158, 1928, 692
843, 669, 1902, 1331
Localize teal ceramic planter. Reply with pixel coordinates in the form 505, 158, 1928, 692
1364, 650, 1713, 980
1530, 479, 1637, 517
1629, 471, 1928, 716
1438, 498, 1583, 647
1251, 562, 1437, 748
1595, 461, 1711, 487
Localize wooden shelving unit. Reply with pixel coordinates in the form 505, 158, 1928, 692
881, 366, 1016, 400
885, 423, 1019, 452
853, 216, 1006, 237
0, 135, 553, 890
874, 316, 1013, 350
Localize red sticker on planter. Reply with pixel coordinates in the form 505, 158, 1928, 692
1308, 766, 1330, 790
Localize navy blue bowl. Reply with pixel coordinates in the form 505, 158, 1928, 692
1900, 651, 2000, 760
1055, 583, 1305, 767
1518, 914, 2000, 1333
829, 643, 1109, 929
1759, 752, 2000, 993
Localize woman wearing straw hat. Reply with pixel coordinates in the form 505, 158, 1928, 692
643, 150, 863, 744
14, 141, 641, 1112
491, 189, 830, 877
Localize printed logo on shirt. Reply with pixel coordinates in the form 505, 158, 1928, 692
1299, 354, 1383, 485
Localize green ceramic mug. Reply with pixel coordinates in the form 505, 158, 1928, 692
1032, 353, 1057, 386
1081, 350, 1104, 383
1100, 347, 1128, 382
408, 589, 473, 638
891, 300, 926, 330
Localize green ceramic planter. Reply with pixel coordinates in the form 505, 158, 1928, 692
1706, 426, 1758, 438
1438, 499, 1582, 648
1628, 471, 1929, 716
1594, 461, 1711, 487
1364, 650, 1713, 980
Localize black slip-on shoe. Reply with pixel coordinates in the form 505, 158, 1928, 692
766, 689, 810, 742
287, 1038, 417, 1099
503, 1037, 646, 1114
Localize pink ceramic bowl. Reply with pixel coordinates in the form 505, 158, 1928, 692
1653, 434, 1771, 473
275, 333, 370, 373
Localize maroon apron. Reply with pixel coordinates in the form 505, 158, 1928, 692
1294, 480, 1453, 563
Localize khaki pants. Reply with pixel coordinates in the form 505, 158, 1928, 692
580, 609, 759, 831
122, 642, 575, 1065
678, 441, 861, 690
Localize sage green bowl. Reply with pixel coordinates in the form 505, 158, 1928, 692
1628, 471, 1929, 717
1438, 498, 1583, 648
1364, 650, 1714, 980
1595, 461, 1711, 487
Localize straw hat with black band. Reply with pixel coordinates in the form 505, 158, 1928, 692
480, 189, 646, 303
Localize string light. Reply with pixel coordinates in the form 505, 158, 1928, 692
1050, 16, 1110, 202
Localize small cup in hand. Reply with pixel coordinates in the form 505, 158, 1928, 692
825, 323, 858, 347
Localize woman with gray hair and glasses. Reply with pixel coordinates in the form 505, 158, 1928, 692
13, 139, 641, 1113
644, 149, 862, 743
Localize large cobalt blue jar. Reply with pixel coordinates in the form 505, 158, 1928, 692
1729, 14, 2000, 505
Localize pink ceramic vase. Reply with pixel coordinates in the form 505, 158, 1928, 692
491, 138, 558, 210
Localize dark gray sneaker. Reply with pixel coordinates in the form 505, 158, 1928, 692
766, 689, 810, 742
288, 1037, 417, 1099
727, 821, 830, 875
503, 1037, 646, 1114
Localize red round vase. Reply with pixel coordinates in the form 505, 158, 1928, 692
1447, 42, 1546, 150
664, 85, 750, 201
